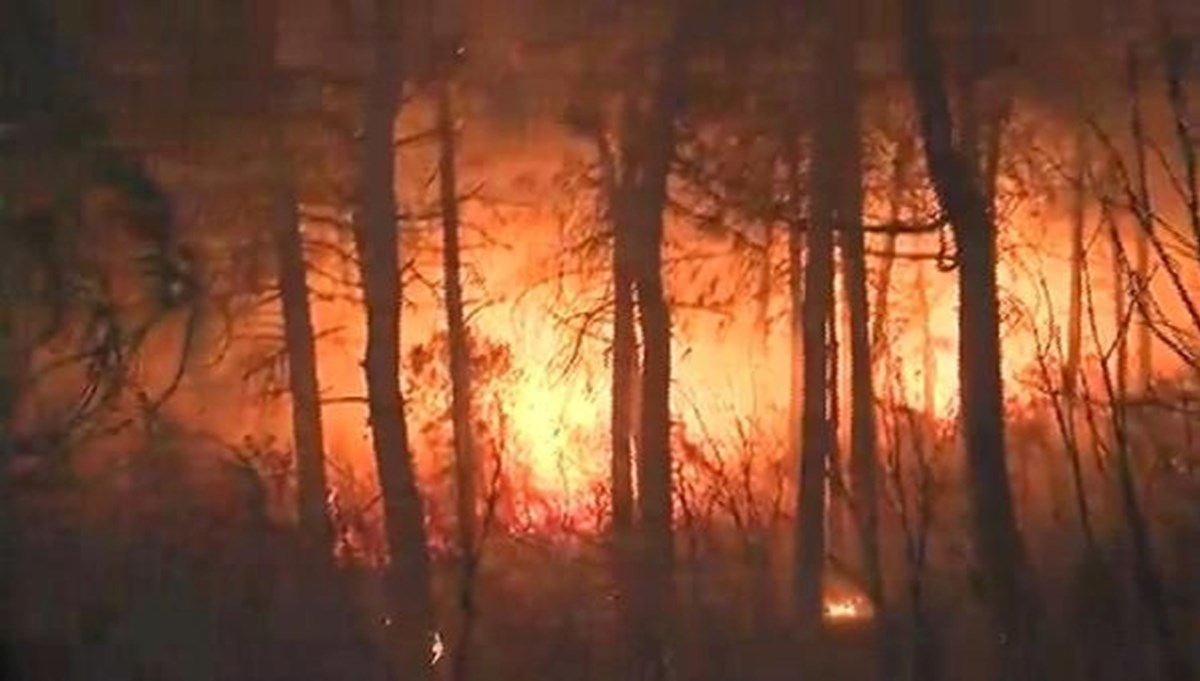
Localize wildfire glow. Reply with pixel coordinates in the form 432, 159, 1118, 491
279, 117, 1185, 537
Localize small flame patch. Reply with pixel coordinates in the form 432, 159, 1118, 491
823, 596, 870, 622
430, 630, 445, 667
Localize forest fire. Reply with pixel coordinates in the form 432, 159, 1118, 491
301, 157, 1140, 534
4, 2, 1200, 681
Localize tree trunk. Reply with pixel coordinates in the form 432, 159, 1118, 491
437, 78, 476, 563
899, 0, 1035, 677
594, 100, 641, 681
1063, 129, 1096, 548
838, 39, 888, 681
626, 11, 689, 679
785, 128, 806, 485
1065, 132, 1086, 401
436, 74, 480, 681
264, 0, 333, 579
272, 145, 334, 566
612, 228, 637, 530
916, 262, 937, 418
794, 10, 844, 664
598, 124, 636, 534
356, 3, 434, 678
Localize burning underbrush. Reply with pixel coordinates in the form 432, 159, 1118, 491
7, 324, 1200, 681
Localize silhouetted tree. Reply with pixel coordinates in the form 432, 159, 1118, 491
353, 1, 435, 678
899, 0, 1038, 677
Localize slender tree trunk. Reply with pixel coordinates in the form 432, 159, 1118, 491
598, 125, 636, 534
827, 279, 844, 559
785, 128, 806, 483
917, 263, 937, 418
899, 0, 1035, 677
627, 11, 689, 679
794, 11, 843, 664
437, 77, 475, 565
1063, 129, 1096, 548
272, 142, 334, 565
595, 105, 640, 681
612, 236, 637, 529
1065, 132, 1086, 401
759, 222, 774, 347
356, 3, 434, 678
436, 74, 480, 681
837, 35, 888, 681
265, 4, 335, 616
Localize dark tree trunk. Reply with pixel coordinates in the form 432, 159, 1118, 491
625, 11, 689, 680
899, 0, 1035, 677
837, 36, 889, 681
436, 78, 476, 562
436, 75, 480, 681
1065, 133, 1086, 402
355, 2, 434, 678
593, 108, 641, 681
598, 124, 636, 534
612, 231, 637, 531
794, 10, 844, 663
785, 128, 806, 483
264, 0, 333, 577
273, 151, 334, 565
1064, 130, 1095, 548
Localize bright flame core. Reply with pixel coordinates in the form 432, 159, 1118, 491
824, 596, 872, 623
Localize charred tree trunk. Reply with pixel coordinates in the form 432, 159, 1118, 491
900, 0, 1036, 678
355, 2, 434, 678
